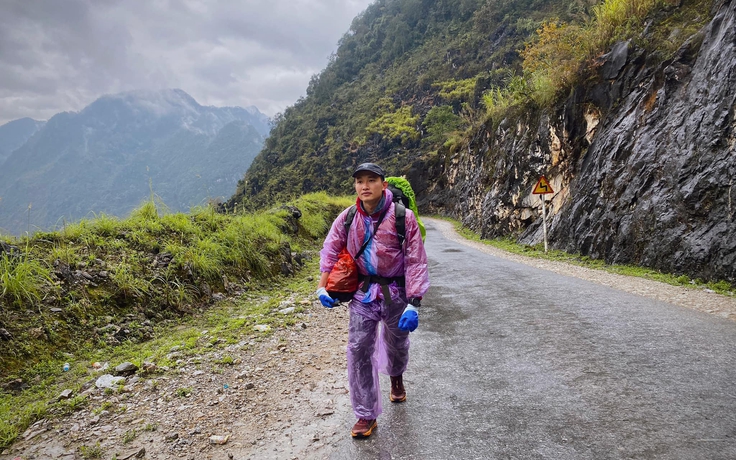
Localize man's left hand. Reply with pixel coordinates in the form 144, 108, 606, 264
316, 287, 336, 308
398, 305, 418, 331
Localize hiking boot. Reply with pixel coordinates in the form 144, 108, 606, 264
390, 375, 406, 402
351, 418, 377, 438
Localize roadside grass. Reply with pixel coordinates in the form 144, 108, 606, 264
0, 255, 325, 450
0, 248, 53, 307
439, 217, 735, 297
0, 192, 353, 450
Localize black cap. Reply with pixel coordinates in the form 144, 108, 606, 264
352, 163, 386, 179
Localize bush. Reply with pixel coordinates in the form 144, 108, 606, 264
363, 105, 420, 145
423, 105, 463, 145
521, 20, 589, 106
481, 76, 530, 123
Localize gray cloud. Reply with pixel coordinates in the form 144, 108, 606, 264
0, 0, 372, 124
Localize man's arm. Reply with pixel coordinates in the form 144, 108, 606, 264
319, 207, 351, 272
317, 271, 330, 289
316, 207, 351, 308
403, 209, 430, 300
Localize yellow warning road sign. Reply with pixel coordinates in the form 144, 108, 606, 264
532, 176, 554, 194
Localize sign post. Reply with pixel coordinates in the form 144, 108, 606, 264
532, 176, 554, 253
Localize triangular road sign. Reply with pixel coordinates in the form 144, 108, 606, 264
532, 176, 554, 194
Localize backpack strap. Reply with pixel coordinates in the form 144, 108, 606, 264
394, 202, 406, 247
344, 205, 357, 237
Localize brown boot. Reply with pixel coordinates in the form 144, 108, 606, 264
390, 375, 406, 402
351, 418, 377, 438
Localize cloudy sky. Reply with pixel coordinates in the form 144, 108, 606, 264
0, 0, 374, 125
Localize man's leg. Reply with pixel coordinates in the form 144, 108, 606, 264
347, 305, 382, 421
383, 298, 411, 401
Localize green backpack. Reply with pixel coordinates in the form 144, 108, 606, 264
386, 176, 425, 242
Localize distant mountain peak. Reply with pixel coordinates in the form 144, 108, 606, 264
89, 88, 202, 117
0, 87, 270, 234
0, 117, 46, 163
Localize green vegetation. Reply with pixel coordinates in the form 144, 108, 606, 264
519, 0, 709, 106
423, 105, 463, 145
122, 428, 137, 444
363, 104, 420, 145
78, 442, 104, 459
0, 248, 52, 307
143, 422, 158, 432
175, 387, 192, 398
481, 76, 530, 125
442, 216, 735, 296
0, 193, 353, 449
229, 0, 711, 210
436, 77, 478, 104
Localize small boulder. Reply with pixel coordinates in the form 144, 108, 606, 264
115, 362, 138, 376
95, 374, 126, 389
3, 378, 27, 393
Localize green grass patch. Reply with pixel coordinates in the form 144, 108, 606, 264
175, 387, 192, 398
0, 249, 53, 307
78, 442, 104, 459
143, 422, 158, 432
0, 262, 322, 448
122, 428, 138, 443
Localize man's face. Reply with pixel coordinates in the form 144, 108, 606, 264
354, 172, 387, 205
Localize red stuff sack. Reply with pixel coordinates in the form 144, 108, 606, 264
326, 248, 359, 302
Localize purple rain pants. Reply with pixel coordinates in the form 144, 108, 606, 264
347, 293, 410, 420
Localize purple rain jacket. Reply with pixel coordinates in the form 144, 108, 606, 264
319, 188, 430, 303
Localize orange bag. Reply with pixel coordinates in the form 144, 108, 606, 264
326, 248, 359, 301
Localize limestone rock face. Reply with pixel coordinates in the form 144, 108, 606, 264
425, 0, 736, 282
551, 0, 736, 282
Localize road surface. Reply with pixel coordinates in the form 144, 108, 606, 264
328, 218, 736, 459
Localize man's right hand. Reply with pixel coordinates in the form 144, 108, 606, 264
316, 287, 336, 308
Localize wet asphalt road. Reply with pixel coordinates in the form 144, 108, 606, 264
329, 219, 736, 459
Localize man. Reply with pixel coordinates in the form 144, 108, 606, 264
316, 162, 430, 438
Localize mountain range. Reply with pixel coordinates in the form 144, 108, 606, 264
0, 117, 46, 165
0, 89, 269, 235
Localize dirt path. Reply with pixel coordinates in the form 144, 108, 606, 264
3, 217, 733, 460
1, 295, 352, 460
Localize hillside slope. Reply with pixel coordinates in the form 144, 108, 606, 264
228, 0, 589, 208
428, 0, 735, 283
228, 0, 733, 284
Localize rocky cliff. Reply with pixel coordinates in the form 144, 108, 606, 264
424, 0, 735, 283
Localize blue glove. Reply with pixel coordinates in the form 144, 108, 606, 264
398, 305, 419, 332
316, 287, 336, 308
